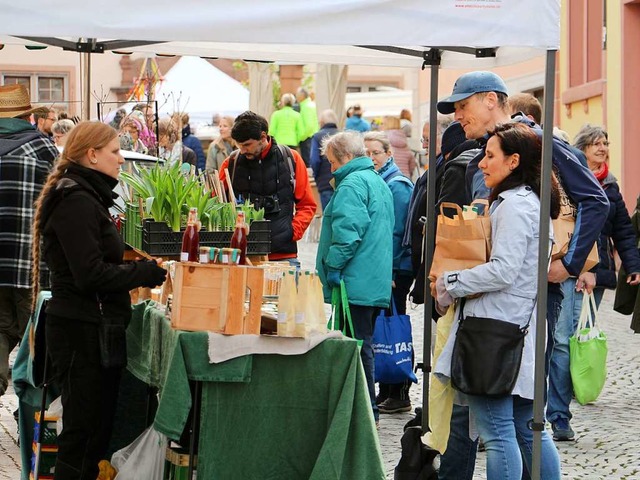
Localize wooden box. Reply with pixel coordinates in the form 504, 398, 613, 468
171, 262, 264, 334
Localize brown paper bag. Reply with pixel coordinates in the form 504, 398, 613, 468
429, 201, 491, 281
552, 179, 599, 274
551, 212, 599, 274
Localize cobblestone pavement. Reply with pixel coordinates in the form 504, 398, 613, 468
2, 240, 639, 479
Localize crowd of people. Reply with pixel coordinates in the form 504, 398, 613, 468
1, 68, 639, 479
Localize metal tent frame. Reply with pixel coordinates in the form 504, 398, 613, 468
5, 34, 558, 480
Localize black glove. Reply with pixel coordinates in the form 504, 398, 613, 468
137, 260, 167, 288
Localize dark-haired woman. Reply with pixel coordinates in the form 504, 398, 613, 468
32, 121, 167, 479
434, 123, 561, 479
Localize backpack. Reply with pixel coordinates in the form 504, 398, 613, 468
229, 144, 296, 190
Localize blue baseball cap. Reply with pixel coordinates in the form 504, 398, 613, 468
437, 71, 508, 115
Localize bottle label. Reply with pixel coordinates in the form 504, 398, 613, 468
199, 254, 208, 264
295, 312, 305, 325
180, 252, 189, 262
277, 312, 287, 324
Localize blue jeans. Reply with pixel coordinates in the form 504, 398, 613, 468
547, 279, 603, 423
348, 304, 379, 421
467, 395, 561, 480
439, 404, 478, 480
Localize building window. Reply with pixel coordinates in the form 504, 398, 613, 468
37, 77, 64, 102
568, 0, 604, 88
1, 73, 67, 103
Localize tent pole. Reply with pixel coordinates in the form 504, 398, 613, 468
82, 39, 94, 120
421, 50, 440, 434
531, 49, 556, 480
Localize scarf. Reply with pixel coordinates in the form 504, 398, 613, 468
593, 162, 609, 184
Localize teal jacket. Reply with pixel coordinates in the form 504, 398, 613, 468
379, 158, 414, 276
316, 156, 394, 307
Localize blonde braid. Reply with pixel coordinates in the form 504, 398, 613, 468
31, 156, 74, 312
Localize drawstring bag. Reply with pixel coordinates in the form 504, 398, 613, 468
570, 292, 608, 405
372, 298, 417, 384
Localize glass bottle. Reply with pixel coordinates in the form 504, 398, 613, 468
230, 211, 248, 265
180, 207, 199, 262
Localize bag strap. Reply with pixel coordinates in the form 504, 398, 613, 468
277, 144, 296, 191
390, 296, 399, 317
576, 291, 596, 334
339, 280, 356, 338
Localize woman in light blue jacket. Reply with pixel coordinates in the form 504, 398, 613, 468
434, 123, 562, 479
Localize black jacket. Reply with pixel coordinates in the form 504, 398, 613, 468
595, 173, 640, 288
437, 141, 481, 212
42, 164, 165, 324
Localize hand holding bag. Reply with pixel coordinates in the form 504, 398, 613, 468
372, 298, 417, 384
450, 299, 531, 397
570, 292, 608, 405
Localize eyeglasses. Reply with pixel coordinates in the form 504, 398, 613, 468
590, 140, 610, 148
366, 150, 386, 157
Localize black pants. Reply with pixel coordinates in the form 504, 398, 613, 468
299, 137, 312, 167
46, 315, 122, 480
378, 273, 414, 401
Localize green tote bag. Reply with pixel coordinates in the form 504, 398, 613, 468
570, 292, 608, 405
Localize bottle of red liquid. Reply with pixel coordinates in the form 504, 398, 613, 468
230, 211, 248, 265
180, 207, 200, 262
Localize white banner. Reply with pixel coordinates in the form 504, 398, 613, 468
0, 0, 560, 49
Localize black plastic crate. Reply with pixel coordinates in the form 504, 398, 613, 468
141, 219, 271, 256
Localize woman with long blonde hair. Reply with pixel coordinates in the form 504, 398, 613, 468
206, 115, 236, 172
32, 121, 166, 479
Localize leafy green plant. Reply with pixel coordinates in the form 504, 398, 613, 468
120, 162, 264, 231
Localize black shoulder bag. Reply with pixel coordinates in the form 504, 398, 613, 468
450, 297, 535, 397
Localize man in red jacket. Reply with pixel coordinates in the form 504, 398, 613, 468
219, 111, 317, 263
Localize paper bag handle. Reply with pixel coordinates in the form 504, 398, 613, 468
439, 202, 464, 224
470, 199, 490, 217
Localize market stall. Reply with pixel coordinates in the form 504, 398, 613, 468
1, 2, 562, 478
126, 302, 383, 479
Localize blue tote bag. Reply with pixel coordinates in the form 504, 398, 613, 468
373, 298, 417, 384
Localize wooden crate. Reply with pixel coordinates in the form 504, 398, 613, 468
171, 262, 264, 334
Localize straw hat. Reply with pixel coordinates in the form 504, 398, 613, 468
0, 84, 45, 118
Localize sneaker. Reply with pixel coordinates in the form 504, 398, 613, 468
378, 398, 412, 414
375, 393, 388, 406
551, 418, 575, 441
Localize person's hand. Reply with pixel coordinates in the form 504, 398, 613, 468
627, 272, 640, 286
576, 272, 596, 294
435, 301, 450, 316
435, 275, 453, 308
548, 260, 571, 284
140, 260, 167, 287
327, 269, 342, 288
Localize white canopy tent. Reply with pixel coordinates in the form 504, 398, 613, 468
0, 2, 561, 477
155, 56, 249, 124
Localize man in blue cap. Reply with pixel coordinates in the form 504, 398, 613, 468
431, 71, 608, 478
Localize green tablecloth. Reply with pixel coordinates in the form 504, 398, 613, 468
127, 302, 385, 480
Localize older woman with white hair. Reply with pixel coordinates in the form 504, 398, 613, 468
316, 131, 394, 425
51, 119, 75, 147
364, 130, 415, 414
